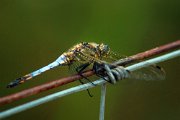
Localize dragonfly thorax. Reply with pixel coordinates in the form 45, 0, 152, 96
62, 42, 110, 64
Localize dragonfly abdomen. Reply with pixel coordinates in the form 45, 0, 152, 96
7, 55, 68, 88
7, 61, 60, 88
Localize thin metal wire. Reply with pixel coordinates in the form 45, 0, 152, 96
0, 80, 106, 119
97, 49, 180, 120
126, 49, 180, 71
101, 64, 130, 85
99, 83, 107, 120
0, 49, 179, 119
1, 40, 179, 106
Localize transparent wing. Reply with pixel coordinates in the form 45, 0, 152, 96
101, 51, 127, 63
75, 48, 102, 63
129, 65, 166, 81
68, 45, 100, 74
105, 51, 166, 81
76, 46, 126, 63
68, 51, 93, 74
68, 61, 82, 74
71, 46, 166, 81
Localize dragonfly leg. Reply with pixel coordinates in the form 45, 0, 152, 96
96, 73, 109, 82
75, 62, 96, 86
78, 79, 93, 97
75, 62, 96, 97
93, 62, 110, 82
76, 62, 90, 73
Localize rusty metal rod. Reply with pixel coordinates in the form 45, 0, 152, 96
114, 40, 180, 65
0, 49, 179, 119
0, 40, 179, 106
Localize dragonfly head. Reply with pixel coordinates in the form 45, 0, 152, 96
98, 43, 110, 57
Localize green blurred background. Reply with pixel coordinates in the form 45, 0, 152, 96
0, 0, 180, 120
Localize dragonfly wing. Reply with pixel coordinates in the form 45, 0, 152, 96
69, 61, 92, 73
102, 51, 127, 63
68, 61, 81, 74
128, 65, 166, 81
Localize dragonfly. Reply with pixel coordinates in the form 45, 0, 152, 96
7, 42, 165, 88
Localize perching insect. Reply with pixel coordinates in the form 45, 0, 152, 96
7, 42, 165, 89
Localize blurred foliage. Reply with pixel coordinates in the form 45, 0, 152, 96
0, 0, 180, 120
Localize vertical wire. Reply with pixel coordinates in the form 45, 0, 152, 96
99, 83, 107, 120
0, 50, 179, 119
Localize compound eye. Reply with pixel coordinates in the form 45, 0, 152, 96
104, 45, 109, 51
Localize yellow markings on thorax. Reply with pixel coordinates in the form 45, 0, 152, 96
62, 42, 105, 64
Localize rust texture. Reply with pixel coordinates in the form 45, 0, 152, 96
0, 40, 179, 106
0, 71, 94, 106
114, 40, 180, 65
